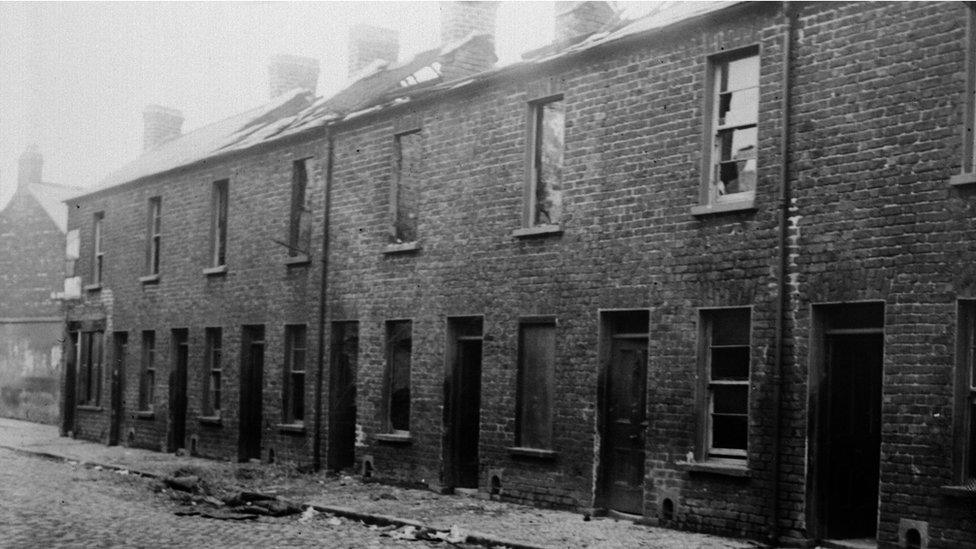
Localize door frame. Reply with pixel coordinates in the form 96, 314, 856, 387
62, 328, 79, 436
594, 308, 650, 514
168, 328, 189, 453
328, 320, 359, 472
442, 315, 484, 492
109, 331, 128, 446
238, 325, 265, 461
806, 301, 885, 541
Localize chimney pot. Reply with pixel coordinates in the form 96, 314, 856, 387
348, 24, 399, 79
554, 1, 618, 44
268, 54, 320, 99
142, 105, 184, 152
17, 144, 43, 188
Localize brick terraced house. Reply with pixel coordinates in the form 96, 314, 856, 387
62, 2, 976, 547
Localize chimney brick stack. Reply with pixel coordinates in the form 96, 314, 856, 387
142, 105, 184, 152
348, 24, 400, 79
438, 1, 499, 81
554, 1, 618, 44
268, 54, 321, 99
17, 145, 43, 189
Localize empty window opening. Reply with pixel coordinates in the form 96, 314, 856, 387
287, 159, 312, 256
392, 131, 421, 243
528, 97, 564, 226
146, 197, 162, 275
210, 180, 228, 267
707, 49, 759, 203
284, 324, 307, 424
516, 319, 555, 450
385, 320, 412, 432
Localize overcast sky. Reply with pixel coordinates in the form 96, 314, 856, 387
0, 1, 657, 207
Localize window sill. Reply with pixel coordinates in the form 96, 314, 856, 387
690, 196, 757, 217
197, 415, 221, 425
939, 484, 976, 498
77, 405, 103, 412
138, 274, 160, 285
374, 432, 413, 444
512, 225, 563, 239
202, 265, 227, 276
507, 446, 558, 460
675, 460, 749, 477
276, 422, 306, 434
83, 284, 102, 292
284, 254, 311, 267
949, 172, 976, 187
383, 241, 421, 255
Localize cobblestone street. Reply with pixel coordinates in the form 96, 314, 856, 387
0, 448, 440, 549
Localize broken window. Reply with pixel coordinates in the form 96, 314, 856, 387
517, 319, 555, 449
203, 328, 222, 416
385, 320, 412, 432
139, 331, 155, 411
392, 131, 421, 243
92, 213, 104, 285
708, 51, 759, 203
287, 159, 312, 257
210, 180, 228, 267
528, 97, 564, 226
283, 324, 307, 423
700, 308, 751, 459
146, 197, 162, 275
956, 301, 976, 483
78, 331, 103, 406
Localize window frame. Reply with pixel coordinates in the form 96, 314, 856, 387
515, 317, 557, 450
952, 7, 976, 186
209, 180, 228, 268
146, 197, 162, 276
138, 331, 155, 412
78, 331, 103, 407
283, 324, 307, 424
384, 319, 413, 434
954, 300, 976, 484
524, 94, 566, 230
91, 212, 104, 286
696, 45, 761, 214
287, 159, 312, 258
202, 327, 222, 417
697, 307, 752, 462
390, 129, 422, 245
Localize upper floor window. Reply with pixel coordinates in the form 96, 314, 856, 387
702, 48, 759, 209
526, 97, 565, 228
698, 307, 751, 461
955, 301, 976, 484
952, 7, 976, 186
92, 212, 104, 285
146, 197, 162, 276
210, 180, 228, 268
392, 130, 421, 244
287, 159, 312, 257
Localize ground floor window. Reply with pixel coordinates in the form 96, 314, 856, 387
77, 331, 103, 406
283, 324, 307, 423
698, 307, 751, 460
203, 328, 222, 416
138, 331, 155, 411
385, 320, 412, 433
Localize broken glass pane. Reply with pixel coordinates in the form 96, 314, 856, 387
534, 100, 564, 226
723, 55, 760, 93
717, 87, 758, 127
712, 414, 747, 450
714, 127, 757, 195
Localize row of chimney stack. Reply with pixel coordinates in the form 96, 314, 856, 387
142, 1, 617, 152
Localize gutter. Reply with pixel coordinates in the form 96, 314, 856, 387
312, 128, 334, 471
769, 2, 796, 545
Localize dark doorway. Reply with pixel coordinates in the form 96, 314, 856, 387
599, 310, 649, 515
168, 329, 188, 452
815, 303, 884, 541
109, 332, 128, 446
328, 321, 358, 472
444, 317, 483, 490
62, 330, 78, 436
239, 325, 265, 461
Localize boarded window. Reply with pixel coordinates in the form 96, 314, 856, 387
284, 325, 307, 423
708, 51, 759, 202
287, 159, 312, 256
393, 131, 421, 243
92, 213, 104, 285
517, 320, 555, 449
203, 328, 222, 416
139, 331, 155, 411
78, 331, 103, 406
210, 180, 228, 267
529, 98, 564, 226
147, 197, 162, 275
701, 308, 751, 459
385, 320, 412, 432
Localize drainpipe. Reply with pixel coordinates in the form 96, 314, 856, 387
769, 2, 796, 545
313, 127, 334, 471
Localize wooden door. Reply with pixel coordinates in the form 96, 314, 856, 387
239, 326, 264, 461
450, 337, 482, 489
62, 331, 78, 436
328, 322, 358, 471
109, 332, 127, 446
603, 335, 648, 514
824, 334, 883, 539
168, 330, 188, 452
